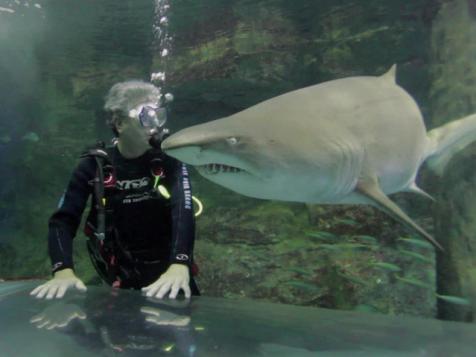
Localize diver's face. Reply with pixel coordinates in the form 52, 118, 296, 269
113, 110, 153, 146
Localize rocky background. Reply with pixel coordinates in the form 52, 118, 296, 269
0, 0, 474, 321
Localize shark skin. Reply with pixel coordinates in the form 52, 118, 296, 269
161, 65, 476, 251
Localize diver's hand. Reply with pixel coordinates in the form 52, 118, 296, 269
30, 303, 86, 330
142, 264, 191, 299
140, 306, 191, 327
30, 268, 87, 299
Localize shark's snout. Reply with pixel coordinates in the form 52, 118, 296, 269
161, 122, 229, 151
162, 145, 202, 165
161, 132, 199, 151
161, 126, 257, 179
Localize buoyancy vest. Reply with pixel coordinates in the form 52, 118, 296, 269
80, 141, 175, 285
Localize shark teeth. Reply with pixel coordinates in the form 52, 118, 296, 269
203, 163, 242, 175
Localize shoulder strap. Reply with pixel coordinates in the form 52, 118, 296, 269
81, 141, 114, 241
80, 141, 112, 164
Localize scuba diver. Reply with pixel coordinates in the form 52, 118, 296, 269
31, 80, 200, 300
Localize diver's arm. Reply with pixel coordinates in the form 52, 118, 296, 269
142, 160, 195, 299
48, 157, 95, 273
30, 158, 94, 299
169, 160, 195, 267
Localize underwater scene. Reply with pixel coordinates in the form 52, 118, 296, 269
1, 0, 476, 355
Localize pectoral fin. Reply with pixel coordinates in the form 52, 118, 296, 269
356, 175, 444, 251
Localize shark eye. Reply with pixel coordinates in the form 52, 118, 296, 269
226, 137, 239, 145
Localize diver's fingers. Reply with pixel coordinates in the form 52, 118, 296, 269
56, 285, 67, 299
143, 284, 158, 297
140, 306, 161, 317
175, 317, 191, 327
145, 316, 157, 324
142, 277, 164, 290
37, 320, 50, 329
144, 280, 164, 297
145, 316, 160, 324
29, 314, 45, 323
46, 285, 59, 300
141, 282, 155, 293
35, 285, 50, 299
46, 322, 58, 330
169, 283, 180, 299
30, 284, 46, 296
182, 283, 191, 299
156, 281, 172, 299
75, 280, 87, 292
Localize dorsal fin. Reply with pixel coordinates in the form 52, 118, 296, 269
381, 64, 397, 83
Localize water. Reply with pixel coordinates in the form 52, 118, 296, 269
2, 281, 476, 356
0, 0, 475, 351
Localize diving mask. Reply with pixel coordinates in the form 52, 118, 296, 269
137, 105, 167, 129
130, 104, 169, 149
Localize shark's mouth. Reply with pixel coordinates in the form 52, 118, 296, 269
198, 163, 244, 175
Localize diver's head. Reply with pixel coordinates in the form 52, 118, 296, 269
104, 80, 170, 154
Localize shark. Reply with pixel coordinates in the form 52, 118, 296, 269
161, 65, 476, 251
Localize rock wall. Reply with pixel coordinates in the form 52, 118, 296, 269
429, 0, 476, 321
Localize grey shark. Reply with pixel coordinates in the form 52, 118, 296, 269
162, 65, 476, 250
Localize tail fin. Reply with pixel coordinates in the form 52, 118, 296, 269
425, 113, 476, 175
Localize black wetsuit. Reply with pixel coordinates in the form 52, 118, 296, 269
48, 145, 199, 292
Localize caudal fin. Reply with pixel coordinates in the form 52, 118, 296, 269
425, 113, 476, 175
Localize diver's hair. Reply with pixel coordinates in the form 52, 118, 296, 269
104, 80, 161, 133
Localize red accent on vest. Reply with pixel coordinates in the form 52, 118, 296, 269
104, 172, 116, 188
191, 262, 199, 276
